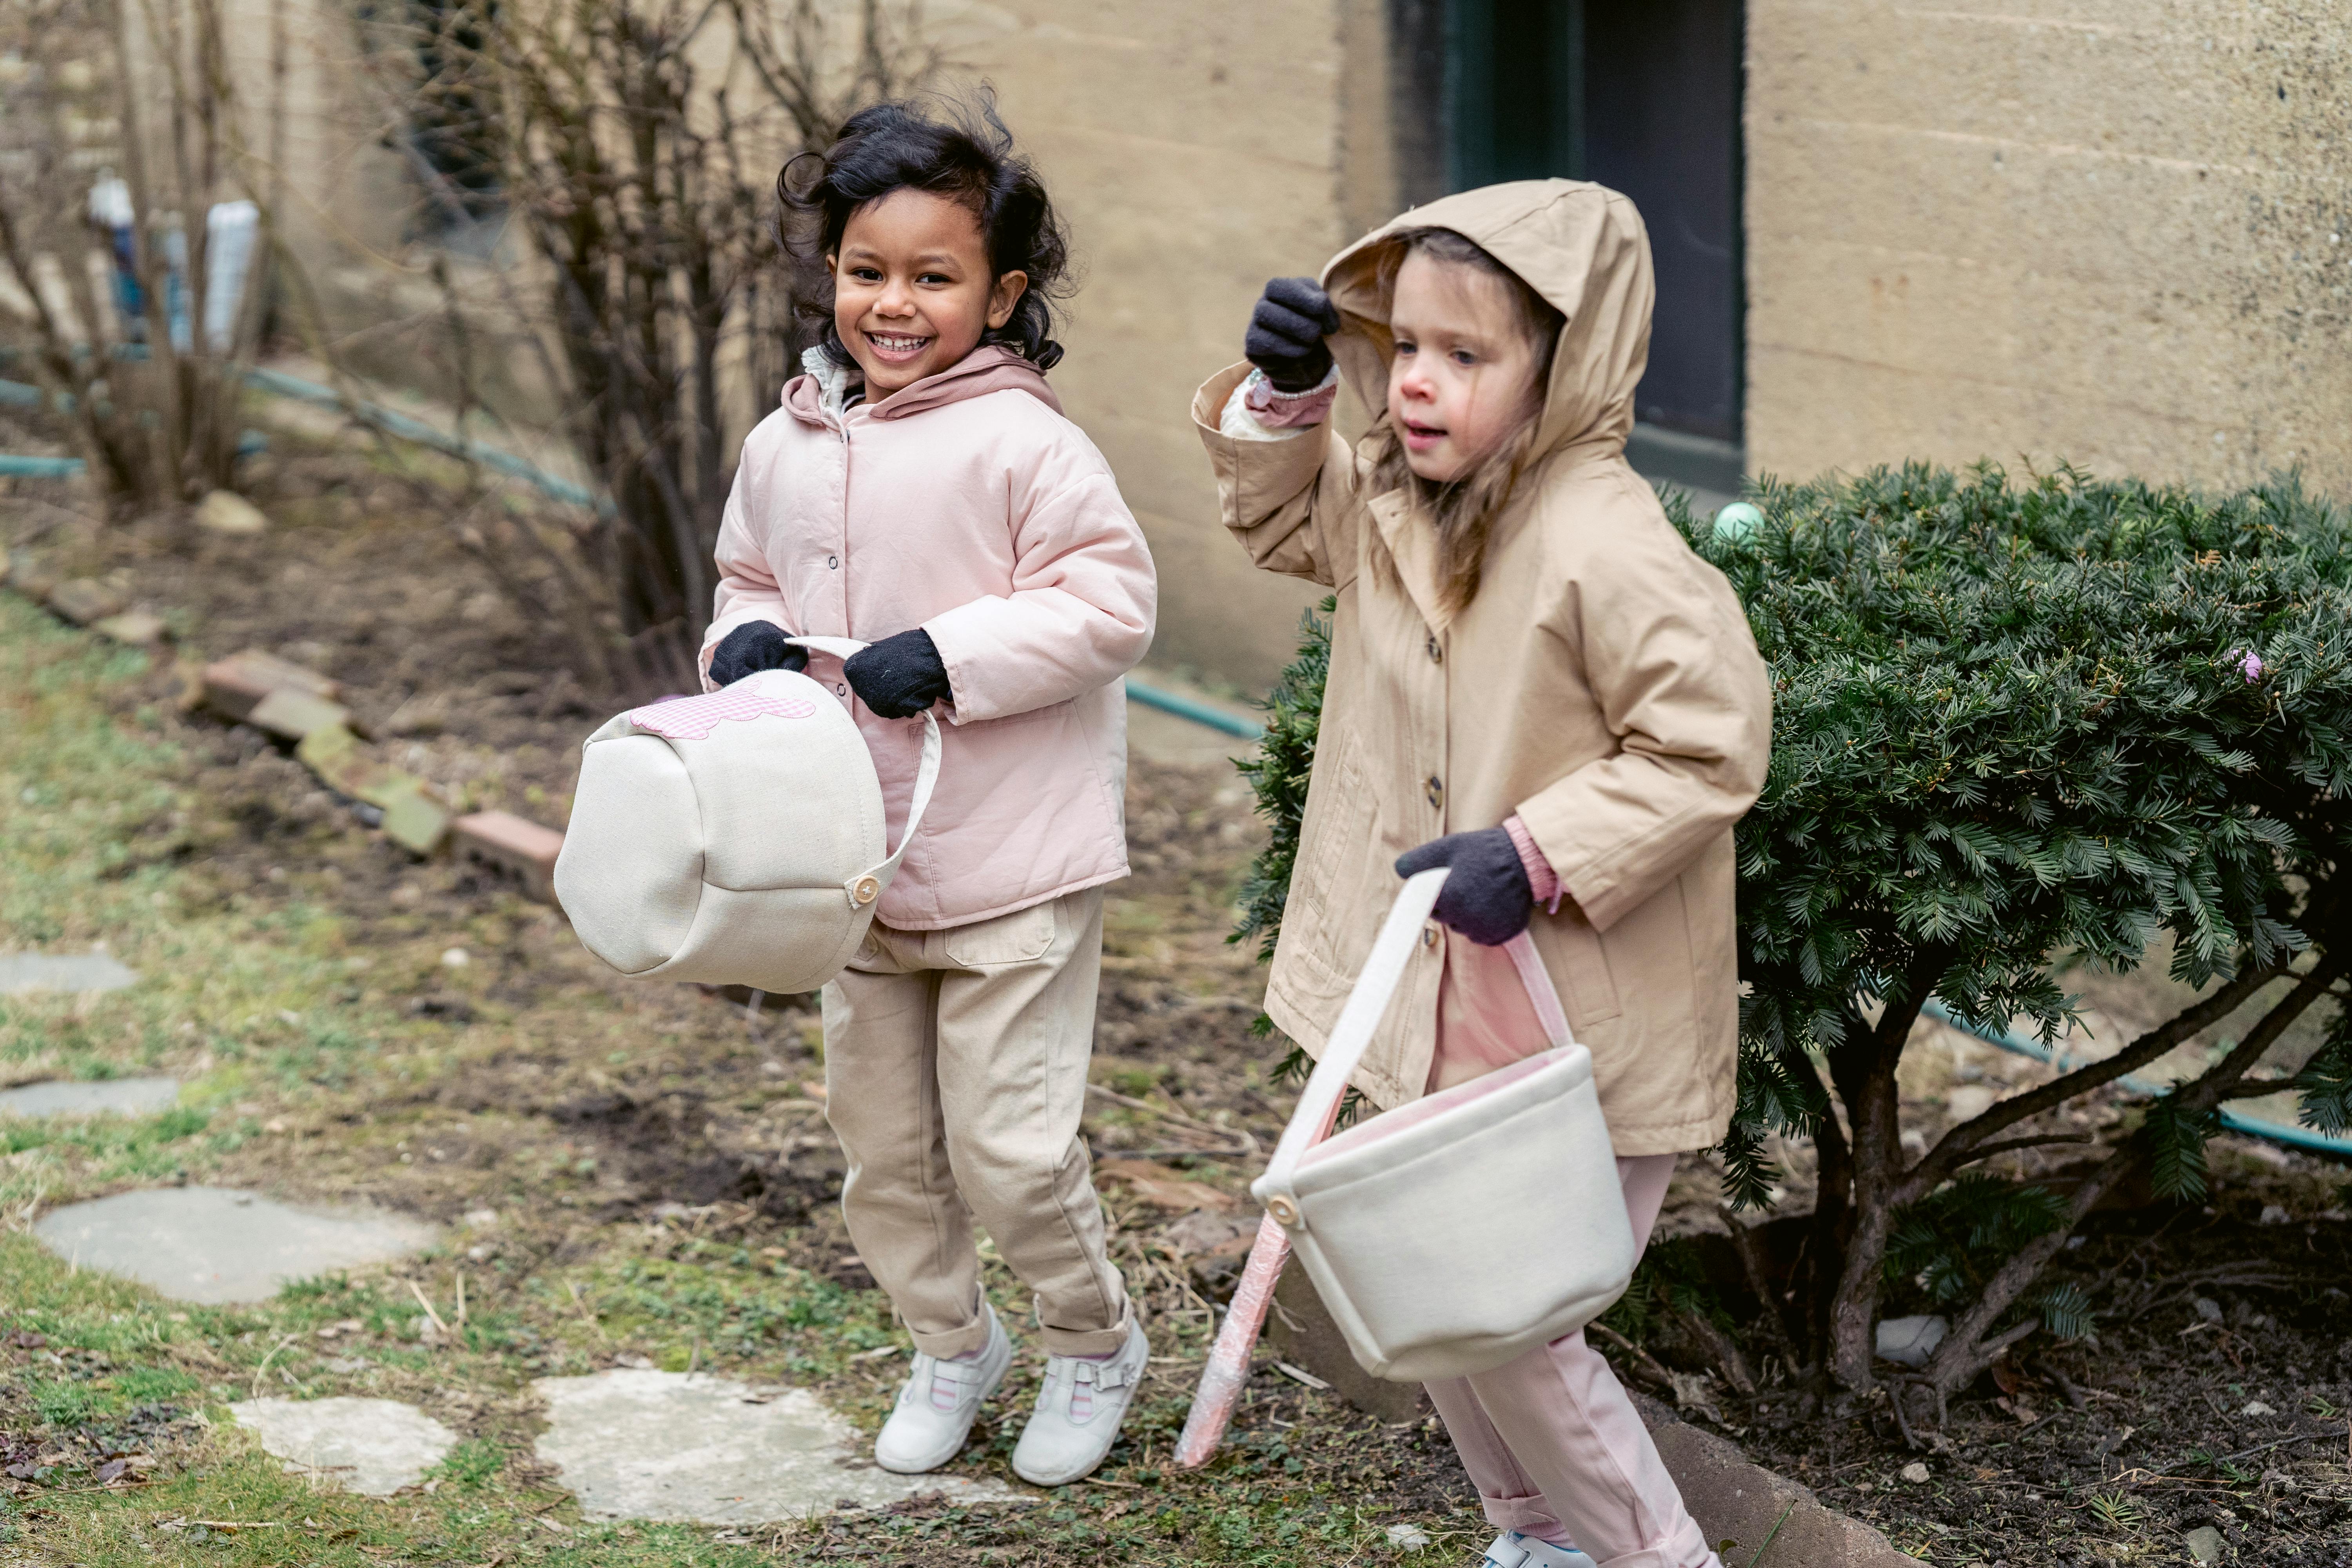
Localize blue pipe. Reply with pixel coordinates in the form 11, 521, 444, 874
4, 376, 265, 451
0, 454, 85, 478
240, 366, 608, 512
1125, 679, 1263, 740
0, 430, 268, 480
1920, 998, 2350, 1158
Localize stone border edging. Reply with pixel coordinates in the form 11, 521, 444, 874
1, 561, 566, 899
1629, 1390, 1924, 1566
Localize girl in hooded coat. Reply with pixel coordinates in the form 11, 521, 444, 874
1195, 182, 1771, 1568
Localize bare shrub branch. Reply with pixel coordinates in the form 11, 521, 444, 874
339, 0, 933, 694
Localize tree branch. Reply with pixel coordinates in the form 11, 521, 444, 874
2169, 951, 2345, 1118
1951, 1131, 2094, 1167
1900, 956, 2290, 1205
1921, 948, 2345, 1394
1824, 948, 1951, 1392
1720, 1205, 1806, 1367
1587, 1322, 1677, 1396
1975, 1318, 2041, 1363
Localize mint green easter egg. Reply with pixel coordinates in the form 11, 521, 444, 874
1712, 501, 1764, 544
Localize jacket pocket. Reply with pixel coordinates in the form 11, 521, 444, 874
944, 900, 1058, 968
1539, 907, 1624, 1029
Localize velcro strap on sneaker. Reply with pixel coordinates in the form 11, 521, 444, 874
1082, 1357, 1136, 1392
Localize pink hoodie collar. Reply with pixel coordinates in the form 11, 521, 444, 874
784, 343, 1063, 426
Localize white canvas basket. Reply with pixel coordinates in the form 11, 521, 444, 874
1250, 869, 1636, 1382
552, 637, 938, 996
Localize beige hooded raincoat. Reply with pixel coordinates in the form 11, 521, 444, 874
1192, 181, 1771, 1156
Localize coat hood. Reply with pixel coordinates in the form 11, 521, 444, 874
1321, 180, 1655, 463
784, 342, 1064, 426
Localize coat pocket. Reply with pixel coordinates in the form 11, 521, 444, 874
944, 900, 1058, 968
1536, 907, 1624, 1029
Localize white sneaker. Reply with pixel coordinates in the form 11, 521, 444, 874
872, 1303, 1011, 1474
1481, 1531, 1596, 1568
1009, 1317, 1150, 1486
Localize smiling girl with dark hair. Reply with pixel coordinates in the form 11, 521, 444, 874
702, 93, 1156, 1488
780, 95, 1073, 372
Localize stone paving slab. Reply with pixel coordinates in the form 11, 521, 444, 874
0, 1077, 179, 1117
0, 951, 138, 995
229, 1397, 457, 1495
533, 1369, 1014, 1523
33, 1187, 436, 1303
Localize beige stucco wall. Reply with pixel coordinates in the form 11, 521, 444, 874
936, 2, 1352, 688
1745, 1, 2352, 499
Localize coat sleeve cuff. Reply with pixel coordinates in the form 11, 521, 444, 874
1503, 814, 1564, 914
1225, 366, 1338, 438
1194, 362, 1339, 534
1191, 361, 1259, 432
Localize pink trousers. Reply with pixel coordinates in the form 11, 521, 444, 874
1423, 938, 1721, 1568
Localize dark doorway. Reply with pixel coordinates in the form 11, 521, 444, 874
1437, 0, 1744, 449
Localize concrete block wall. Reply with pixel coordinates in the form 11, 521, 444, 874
938, 1, 1346, 688
1745, 1, 2352, 498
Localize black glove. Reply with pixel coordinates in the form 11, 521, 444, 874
1245, 276, 1340, 394
709, 622, 808, 686
844, 628, 950, 719
1395, 827, 1534, 947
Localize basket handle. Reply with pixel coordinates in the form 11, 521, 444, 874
1261, 867, 1446, 1193
1503, 929, 1578, 1052
788, 635, 942, 910
1261, 873, 1581, 1196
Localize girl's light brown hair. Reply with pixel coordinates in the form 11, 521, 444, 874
1364, 228, 1564, 610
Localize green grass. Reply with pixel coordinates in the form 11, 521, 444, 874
1, 1233, 830, 1566
0, 590, 1476, 1565
1, 1229, 1463, 1568
0, 593, 392, 1213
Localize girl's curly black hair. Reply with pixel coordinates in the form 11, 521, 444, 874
780, 93, 1072, 373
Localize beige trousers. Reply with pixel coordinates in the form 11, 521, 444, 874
821, 885, 1132, 1359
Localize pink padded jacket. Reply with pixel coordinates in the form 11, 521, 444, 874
701, 345, 1157, 931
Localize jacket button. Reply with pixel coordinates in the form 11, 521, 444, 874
827, 555, 839, 569
1426, 634, 1442, 664
1425, 775, 1443, 809
1421, 922, 1441, 950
